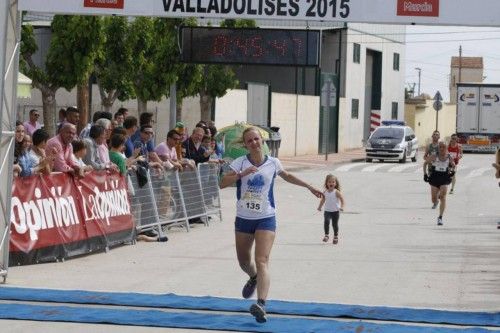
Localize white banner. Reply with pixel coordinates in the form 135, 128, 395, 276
17, 0, 500, 27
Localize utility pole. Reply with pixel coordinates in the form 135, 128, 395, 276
458, 45, 462, 84
415, 67, 422, 96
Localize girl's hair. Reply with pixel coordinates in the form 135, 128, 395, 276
234, 126, 262, 146
324, 174, 341, 191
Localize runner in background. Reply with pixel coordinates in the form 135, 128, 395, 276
447, 133, 463, 194
423, 130, 441, 208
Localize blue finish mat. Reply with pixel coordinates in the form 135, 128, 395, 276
0, 303, 496, 333
0, 287, 498, 327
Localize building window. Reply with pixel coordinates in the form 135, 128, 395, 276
353, 43, 360, 64
393, 53, 400, 71
351, 99, 359, 119
391, 102, 398, 119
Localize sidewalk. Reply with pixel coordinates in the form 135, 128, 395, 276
278, 148, 366, 171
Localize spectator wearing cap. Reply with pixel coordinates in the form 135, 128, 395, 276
174, 121, 187, 159
23, 109, 42, 136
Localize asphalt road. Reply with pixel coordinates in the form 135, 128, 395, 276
2, 153, 499, 332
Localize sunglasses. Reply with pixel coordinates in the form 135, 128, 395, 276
144, 131, 154, 135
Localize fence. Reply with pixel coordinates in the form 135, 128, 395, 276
127, 162, 222, 237
6, 162, 223, 269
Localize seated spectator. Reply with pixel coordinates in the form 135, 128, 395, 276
72, 140, 93, 176
109, 134, 128, 175
46, 123, 80, 174
182, 127, 212, 165
23, 109, 42, 136
155, 129, 195, 171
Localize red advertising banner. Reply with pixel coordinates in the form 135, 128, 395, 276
9, 171, 134, 265
83, 0, 124, 9
397, 0, 439, 17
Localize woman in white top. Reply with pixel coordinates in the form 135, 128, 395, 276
220, 127, 323, 324
317, 174, 345, 244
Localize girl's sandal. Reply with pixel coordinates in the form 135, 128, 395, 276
322, 235, 329, 242
332, 236, 338, 244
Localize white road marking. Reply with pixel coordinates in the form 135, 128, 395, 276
335, 162, 369, 172
465, 167, 492, 178
361, 163, 390, 172
388, 164, 419, 173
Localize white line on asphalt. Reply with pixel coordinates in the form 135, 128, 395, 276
282, 161, 326, 167
334, 162, 368, 172
465, 167, 492, 178
361, 163, 390, 172
388, 164, 419, 173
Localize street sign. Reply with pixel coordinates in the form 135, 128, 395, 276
433, 100, 443, 111
321, 79, 337, 108
434, 91, 443, 102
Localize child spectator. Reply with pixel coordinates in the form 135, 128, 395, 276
109, 134, 127, 175
317, 174, 345, 244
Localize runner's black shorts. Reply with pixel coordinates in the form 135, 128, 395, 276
429, 172, 452, 188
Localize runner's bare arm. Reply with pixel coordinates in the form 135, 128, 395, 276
279, 170, 323, 198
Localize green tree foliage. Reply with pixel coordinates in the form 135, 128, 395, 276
20, 15, 102, 135
94, 16, 135, 112
128, 17, 179, 113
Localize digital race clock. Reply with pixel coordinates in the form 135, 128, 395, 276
181, 27, 319, 67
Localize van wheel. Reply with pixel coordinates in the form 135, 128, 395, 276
365, 158, 372, 163
399, 150, 407, 163
411, 149, 418, 162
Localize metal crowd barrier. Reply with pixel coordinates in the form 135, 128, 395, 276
127, 162, 222, 236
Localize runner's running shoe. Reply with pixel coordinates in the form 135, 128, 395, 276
242, 276, 257, 299
437, 217, 443, 226
250, 303, 267, 323
432, 202, 438, 209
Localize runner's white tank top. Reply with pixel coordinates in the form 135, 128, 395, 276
323, 189, 341, 212
432, 156, 450, 172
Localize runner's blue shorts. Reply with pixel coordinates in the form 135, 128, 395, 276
235, 216, 276, 234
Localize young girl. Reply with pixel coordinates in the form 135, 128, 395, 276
317, 174, 345, 244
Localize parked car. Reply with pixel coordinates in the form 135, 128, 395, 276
365, 121, 418, 163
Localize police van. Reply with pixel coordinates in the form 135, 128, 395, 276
365, 121, 419, 163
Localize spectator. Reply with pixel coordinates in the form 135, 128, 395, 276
23, 109, 42, 136
182, 127, 212, 165
95, 118, 113, 165
46, 123, 80, 174
114, 109, 126, 128
155, 129, 195, 171
117, 107, 129, 119
16, 134, 36, 177
130, 112, 156, 158
58, 106, 79, 133
174, 121, 187, 159
123, 116, 139, 158
109, 134, 128, 175
57, 108, 66, 128
29, 128, 53, 175
13, 121, 25, 177
133, 125, 163, 169
80, 111, 103, 139
83, 125, 116, 171
72, 139, 93, 175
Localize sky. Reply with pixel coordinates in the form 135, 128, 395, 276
405, 26, 500, 102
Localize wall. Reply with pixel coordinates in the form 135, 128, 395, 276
405, 99, 457, 146
340, 23, 406, 152
214, 89, 247, 128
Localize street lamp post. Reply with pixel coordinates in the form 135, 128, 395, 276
415, 67, 422, 97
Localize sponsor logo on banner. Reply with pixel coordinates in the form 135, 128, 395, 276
84, 0, 124, 9
397, 0, 439, 17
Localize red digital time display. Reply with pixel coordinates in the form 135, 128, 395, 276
181, 27, 319, 67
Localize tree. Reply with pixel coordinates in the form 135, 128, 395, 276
94, 16, 135, 112
128, 17, 178, 114
20, 15, 103, 135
